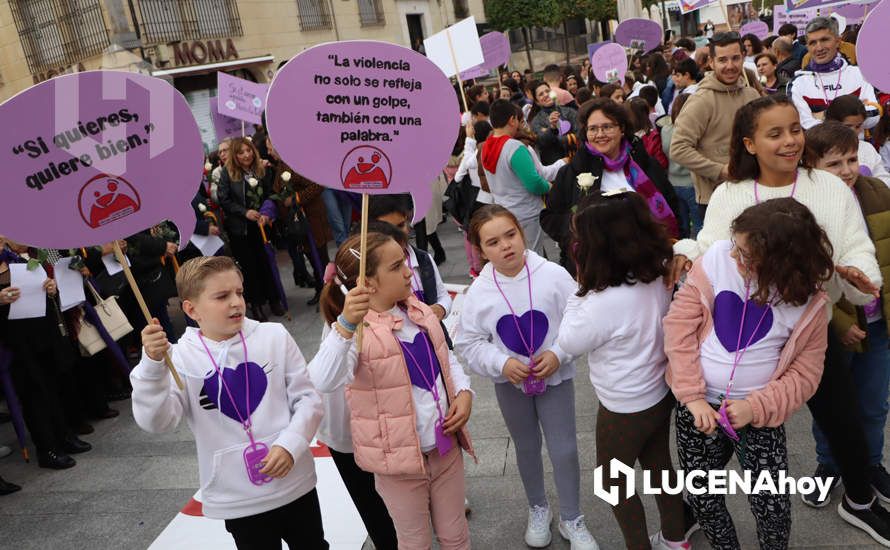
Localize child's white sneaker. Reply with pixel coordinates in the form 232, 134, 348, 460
558, 515, 599, 550
525, 504, 552, 547
650, 530, 691, 550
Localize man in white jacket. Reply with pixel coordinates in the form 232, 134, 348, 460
132, 256, 326, 549
790, 17, 879, 130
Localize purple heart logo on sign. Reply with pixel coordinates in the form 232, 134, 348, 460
615, 18, 663, 53
591, 43, 629, 84
0, 70, 203, 250
266, 41, 460, 222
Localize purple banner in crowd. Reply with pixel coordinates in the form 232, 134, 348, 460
857, 0, 890, 93
460, 32, 511, 80
216, 72, 269, 126
615, 18, 663, 53
681, 0, 718, 14
210, 97, 243, 142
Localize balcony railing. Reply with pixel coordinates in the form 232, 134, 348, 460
297, 0, 332, 31
358, 0, 385, 27
135, 0, 243, 45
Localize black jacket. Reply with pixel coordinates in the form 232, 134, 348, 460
217, 167, 275, 237
776, 56, 801, 82
540, 137, 683, 274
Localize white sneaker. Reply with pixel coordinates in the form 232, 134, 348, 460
650, 531, 691, 550
525, 504, 552, 547
558, 515, 599, 550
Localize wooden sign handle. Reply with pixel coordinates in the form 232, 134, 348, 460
355, 193, 370, 349
113, 242, 185, 390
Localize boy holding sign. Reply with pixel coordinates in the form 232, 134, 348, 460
132, 256, 326, 549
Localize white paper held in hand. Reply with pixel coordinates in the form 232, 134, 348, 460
423, 16, 484, 78
54, 257, 86, 311
101, 253, 129, 275
190, 234, 225, 257
8, 263, 47, 320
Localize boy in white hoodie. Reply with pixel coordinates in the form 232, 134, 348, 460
132, 256, 326, 549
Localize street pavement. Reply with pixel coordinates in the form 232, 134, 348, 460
0, 220, 887, 549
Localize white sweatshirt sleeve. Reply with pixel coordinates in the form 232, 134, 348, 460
431, 261, 453, 315
130, 351, 190, 434
454, 294, 511, 380
306, 323, 358, 393
859, 140, 890, 187
836, 188, 883, 305
446, 349, 473, 396
454, 137, 477, 182
528, 144, 566, 182
860, 80, 880, 130
271, 328, 324, 460
543, 266, 579, 366
557, 293, 615, 357
791, 75, 821, 130
673, 183, 731, 260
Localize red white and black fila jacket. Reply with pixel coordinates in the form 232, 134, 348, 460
789, 59, 879, 130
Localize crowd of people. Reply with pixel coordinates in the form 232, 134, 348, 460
5, 11, 890, 550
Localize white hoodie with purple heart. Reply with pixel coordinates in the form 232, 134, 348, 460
130, 319, 323, 520
455, 250, 577, 386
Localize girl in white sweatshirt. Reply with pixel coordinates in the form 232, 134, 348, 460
454, 204, 597, 550
131, 256, 325, 549
556, 191, 689, 550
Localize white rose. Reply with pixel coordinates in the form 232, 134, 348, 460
204, 161, 212, 171
246, 136, 253, 142
576, 172, 596, 190
281, 171, 292, 182
198, 203, 207, 212
548, 90, 558, 101
759, 74, 767, 85
211, 166, 222, 183
247, 177, 259, 188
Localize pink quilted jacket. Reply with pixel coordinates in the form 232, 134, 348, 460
346, 296, 475, 476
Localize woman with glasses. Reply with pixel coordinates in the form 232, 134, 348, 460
541, 98, 682, 274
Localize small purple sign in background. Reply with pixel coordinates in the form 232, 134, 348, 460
217, 72, 268, 126
615, 18, 663, 53
461, 32, 512, 80
857, 0, 890, 93
210, 97, 243, 143
0, 71, 203, 250
740, 20, 770, 40
591, 43, 629, 84
266, 41, 460, 223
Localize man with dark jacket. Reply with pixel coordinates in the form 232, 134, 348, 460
773, 37, 801, 81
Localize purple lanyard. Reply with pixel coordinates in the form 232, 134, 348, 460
398, 330, 446, 422
198, 331, 258, 446
723, 280, 773, 399
492, 260, 536, 359
754, 170, 797, 204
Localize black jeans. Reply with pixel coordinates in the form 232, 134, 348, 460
330, 448, 398, 550
807, 329, 873, 503
224, 489, 328, 550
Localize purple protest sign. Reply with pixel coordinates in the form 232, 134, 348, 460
857, 0, 890, 93
266, 41, 459, 223
460, 32, 511, 80
591, 43, 628, 84
217, 72, 269, 126
210, 97, 243, 143
784, 0, 847, 11
0, 71, 203, 250
587, 42, 608, 64
615, 18, 662, 52
740, 20, 770, 39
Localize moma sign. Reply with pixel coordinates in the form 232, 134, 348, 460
171, 38, 239, 67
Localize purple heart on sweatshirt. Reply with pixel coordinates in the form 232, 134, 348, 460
399, 332, 441, 391
202, 361, 268, 423
496, 310, 549, 357
713, 290, 773, 353
860, 165, 873, 177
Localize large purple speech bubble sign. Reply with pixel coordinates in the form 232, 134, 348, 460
615, 18, 662, 53
591, 43, 629, 84
266, 41, 460, 223
857, 0, 890, 93
740, 20, 770, 40
0, 70, 203, 250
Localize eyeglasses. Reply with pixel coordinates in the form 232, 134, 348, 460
586, 123, 619, 135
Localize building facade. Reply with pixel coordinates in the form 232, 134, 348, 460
0, 0, 485, 150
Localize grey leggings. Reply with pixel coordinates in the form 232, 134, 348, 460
494, 378, 581, 520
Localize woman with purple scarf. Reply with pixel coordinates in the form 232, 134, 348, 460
541, 98, 682, 275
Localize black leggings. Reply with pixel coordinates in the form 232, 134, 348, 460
807, 330, 872, 503
676, 404, 791, 550
224, 489, 328, 550
330, 448, 399, 550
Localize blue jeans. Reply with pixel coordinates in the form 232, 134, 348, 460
673, 186, 699, 238
813, 318, 890, 469
322, 189, 353, 246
